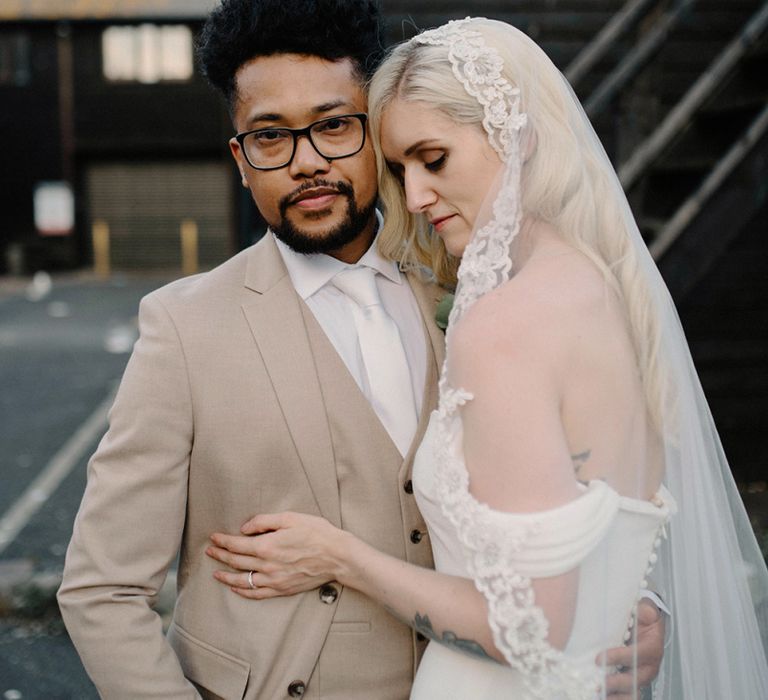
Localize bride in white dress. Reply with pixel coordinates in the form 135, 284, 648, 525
209, 18, 768, 699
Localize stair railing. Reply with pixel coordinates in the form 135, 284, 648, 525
650, 102, 768, 260
583, 0, 698, 117
565, 0, 659, 89
619, 1, 768, 190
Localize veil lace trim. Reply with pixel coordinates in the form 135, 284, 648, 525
413, 17, 527, 160
414, 18, 527, 331
414, 19, 603, 699
433, 389, 606, 699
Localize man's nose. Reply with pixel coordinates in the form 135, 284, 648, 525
288, 135, 331, 178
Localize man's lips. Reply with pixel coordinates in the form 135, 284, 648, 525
290, 188, 341, 209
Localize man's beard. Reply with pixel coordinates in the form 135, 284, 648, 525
272, 179, 376, 255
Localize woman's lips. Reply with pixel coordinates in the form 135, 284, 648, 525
431, 214, 456, 231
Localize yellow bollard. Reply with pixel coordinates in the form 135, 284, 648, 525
92, 219, 110, 279
180, 219, 199, 276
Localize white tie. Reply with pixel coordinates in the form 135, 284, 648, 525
332, 267, 418, 456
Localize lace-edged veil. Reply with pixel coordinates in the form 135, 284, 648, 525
389, 17, 768, 700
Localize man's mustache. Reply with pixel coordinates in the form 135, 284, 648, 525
279, 180, 354, 215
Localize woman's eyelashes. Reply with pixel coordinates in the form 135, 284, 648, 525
386, 152, 446, 185
425, 153, 447, 172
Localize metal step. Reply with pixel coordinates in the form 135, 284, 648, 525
651, 102, 768, 295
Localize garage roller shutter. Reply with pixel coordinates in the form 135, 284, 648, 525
87, 160, 233, 271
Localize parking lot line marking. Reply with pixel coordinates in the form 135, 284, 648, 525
0, 388, 116, 556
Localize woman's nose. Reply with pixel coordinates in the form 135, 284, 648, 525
404, 172, 436, 213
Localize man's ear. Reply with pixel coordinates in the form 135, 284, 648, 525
229, 138, 249, 187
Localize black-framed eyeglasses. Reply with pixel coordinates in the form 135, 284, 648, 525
235, 113, 368, 171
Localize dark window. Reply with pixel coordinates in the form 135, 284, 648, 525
0, 33, 31, 86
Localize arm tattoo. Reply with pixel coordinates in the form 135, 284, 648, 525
413, 613, 496, 662
571, 449, 591, 476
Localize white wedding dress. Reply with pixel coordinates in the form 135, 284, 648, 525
410, 408, 675, 700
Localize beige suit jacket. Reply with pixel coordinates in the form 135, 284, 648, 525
58, 235, 446, 700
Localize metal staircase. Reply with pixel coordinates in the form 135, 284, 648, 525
568, 0, 768, 483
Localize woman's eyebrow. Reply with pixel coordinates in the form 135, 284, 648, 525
404, 139, 440, 156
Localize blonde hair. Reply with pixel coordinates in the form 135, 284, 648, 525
368, 18, 669, 427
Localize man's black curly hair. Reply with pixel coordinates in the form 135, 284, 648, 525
198, 0, 385, 110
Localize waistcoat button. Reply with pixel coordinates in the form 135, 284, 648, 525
319, 583, 339, 604
410, 529, 423, 544
288, 680, 306, 697
404, 479, 413, 494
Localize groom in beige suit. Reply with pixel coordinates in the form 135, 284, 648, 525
58, 1, 444, 698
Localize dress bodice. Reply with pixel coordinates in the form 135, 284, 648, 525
411, 409, 675, 699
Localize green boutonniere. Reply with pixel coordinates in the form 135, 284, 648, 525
435, 293, 455, 332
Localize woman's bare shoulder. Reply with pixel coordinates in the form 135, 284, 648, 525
453, 244, 613, 361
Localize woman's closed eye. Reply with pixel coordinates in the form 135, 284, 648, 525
425, 153, 447, 172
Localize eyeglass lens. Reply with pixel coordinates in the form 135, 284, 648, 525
243, 115, 365, 169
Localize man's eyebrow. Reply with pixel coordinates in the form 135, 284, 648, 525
246, 100, 354, 128
246, 112, 283, 127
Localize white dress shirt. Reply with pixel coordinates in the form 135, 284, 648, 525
273, 222, 427, 437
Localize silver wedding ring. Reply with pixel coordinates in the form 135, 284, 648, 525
248, 570, 255, 589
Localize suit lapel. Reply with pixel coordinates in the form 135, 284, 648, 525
241, 239, 447, 516
241, 237, 341, 527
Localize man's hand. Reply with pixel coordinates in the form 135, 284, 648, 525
602, 598, 665, 698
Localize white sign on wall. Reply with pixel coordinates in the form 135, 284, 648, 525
34, 181, 74, 236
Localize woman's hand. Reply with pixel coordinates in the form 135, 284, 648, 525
206, 512, 350, 599
210, 511, 500, 661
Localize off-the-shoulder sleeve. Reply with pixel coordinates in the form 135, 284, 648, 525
467, 480, 620, 577
433, 388, 617, 700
